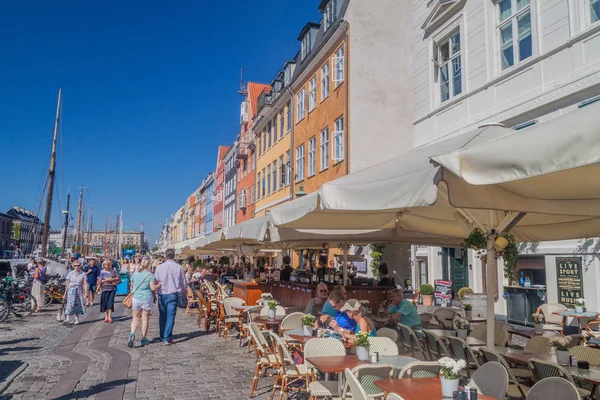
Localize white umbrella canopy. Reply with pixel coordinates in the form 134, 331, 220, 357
200, 216, 270, 250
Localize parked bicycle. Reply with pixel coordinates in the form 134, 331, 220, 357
0, 278, 37, 319
44, 275, 66, 306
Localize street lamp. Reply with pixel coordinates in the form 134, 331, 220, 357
295, 184, 307, 197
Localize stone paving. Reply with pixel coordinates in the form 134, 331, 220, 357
0, 298, 279, 400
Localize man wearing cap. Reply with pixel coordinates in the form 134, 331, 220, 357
154, 248, 187, 345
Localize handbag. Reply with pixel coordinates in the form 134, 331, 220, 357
122, 273, 153, 309
177, 289, 188, 309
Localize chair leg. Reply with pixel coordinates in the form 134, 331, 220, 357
249, 364, 261, 398
270, 374, 281, 400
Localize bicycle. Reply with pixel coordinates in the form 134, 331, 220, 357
0, 279, 38, 318
44, 276, 66, 306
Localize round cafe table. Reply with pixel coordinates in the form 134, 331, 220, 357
253, 315, 286, 332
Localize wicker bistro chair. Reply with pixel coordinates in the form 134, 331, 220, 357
185, 287, 201, 317
376, 327, 398, 343
305, 338, 346, 400
342, 368, 369, 400
423, 329, 451, 360
479, 347, 531, 399
446, 336, 480, 378
220, 297, 245, 341
247, 323, 279, 398
567, 334, 585, 349
367, 337, 399, 356
468, 361, 509, 400
570, 345, 600, 366
343, 364, 396, 400
433, 308, 459, 329
270, 331, 313, 400
397, 361, 441, 379
469, 322, 510, 346
397, 323, 428, 359
242, 306, 264, 351
537, 304, 567, 333
527, 358, 593, 398
385, 394, 403, 400
419, 312, 434, 328
523, 336, 550, 354
196, 290, 218, 332
527, 377, 582, 400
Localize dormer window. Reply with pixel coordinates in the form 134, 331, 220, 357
323, 0, 338, 31
301, 31, 312, 60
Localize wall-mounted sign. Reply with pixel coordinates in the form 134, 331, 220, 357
556, 257, 583, 307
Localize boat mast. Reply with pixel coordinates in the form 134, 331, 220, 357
41, 89, 62, 257
60, 190, 70, 258
115, 213, 120, 259
103, 216, 107, 257
75, 188, 83, 253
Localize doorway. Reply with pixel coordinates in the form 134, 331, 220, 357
442, 248, 468, 297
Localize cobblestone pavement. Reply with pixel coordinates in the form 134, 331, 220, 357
0, 298, 281, 400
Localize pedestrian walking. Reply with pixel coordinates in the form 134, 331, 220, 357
128, 256, 158, 347
31, 260, 45, 312
83, 258, 100, 306
154, 249, 187, 345
64, 260, 87, 325
99, 259, 120, 323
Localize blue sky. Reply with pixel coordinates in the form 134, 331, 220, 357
0, 1, 319, 245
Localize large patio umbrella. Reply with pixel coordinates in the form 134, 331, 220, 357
270, 100, 600, 347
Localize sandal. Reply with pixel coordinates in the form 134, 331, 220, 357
107, 318, 113, 323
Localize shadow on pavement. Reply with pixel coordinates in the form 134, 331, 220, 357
50, 378, 136, 400
0, 346, 41, 357
0, 337, 37, 346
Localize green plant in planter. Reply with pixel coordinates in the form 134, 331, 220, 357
369, 244, 386, 277
420, 284, 434, 296
267, 300, 278, 310
301, 314, 316, 327
457, 287, 473, 301
462, 228, 487, 252
462, 303, 472, 311
355, 332, 370, 348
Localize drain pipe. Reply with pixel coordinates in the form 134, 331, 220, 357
340, 20, 350, 176
286, 86, 295, 199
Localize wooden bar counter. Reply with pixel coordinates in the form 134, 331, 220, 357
230, 279, 391, 312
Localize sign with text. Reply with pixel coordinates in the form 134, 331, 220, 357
434, 279, 452, 307
556, 257, 583, 307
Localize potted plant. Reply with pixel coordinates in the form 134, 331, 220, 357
532, 313, 544, 334
267, 300, 278, 320
463, 303, 473, 319
439, 357, 467, 398
355, 332, 370, 361
453, 316, 470, 339
549, 336, 572, 365
301, 314, 316, 336
257, 293, 273, 305
457, 287, 473, 301
575, 298, 585, 314
420, 284, 434, 306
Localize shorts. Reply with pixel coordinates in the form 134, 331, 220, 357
87, 284, 97, 292
132, 298, 153, 311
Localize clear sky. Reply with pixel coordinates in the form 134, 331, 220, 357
0, 1, 319, 246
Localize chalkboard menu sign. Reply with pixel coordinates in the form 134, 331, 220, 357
556, 257, 583, 307
434, 280, 452, 307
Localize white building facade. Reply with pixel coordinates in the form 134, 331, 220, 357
411, 0, 600, 315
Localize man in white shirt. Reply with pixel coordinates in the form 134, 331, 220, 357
154, 249, 187, 345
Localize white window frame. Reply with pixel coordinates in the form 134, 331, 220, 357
261, 168, 266, 197
333, 45, 345, 85
321, 63, 330, 101
301, 32, 311, 61
279, 110, 285, 138
279, 155, 285, 189
433, 30, 462, 104
496, 0, 533, 71
309, 76, 317, 111
267, 165, 271, 195
324, 0, 337, 31
585, 0, 600, 27
308, 136, 316, 177
286, 103, 292, 131
286, 150, 291, 185
297, 90, 305, 122
272, 160, 277, 192
320, 127, 329, 171
333, 116, 344, 163
273, 116, 278, 144
256, 173, 261, 200
296, 145, 305, 182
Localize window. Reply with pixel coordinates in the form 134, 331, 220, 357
273, 116, 278, 144
498, 0, 532, 70
297, 90, 305, 121
435, 32, 462, 103
590, 0, 600, 24
262, 128, 267, 153
321, 63, 330, 100
256, 174, 261, 200
279, 155, 285, 188
324, 0, 337, 31
286, 102, 292, 131
301, 31, 311, 60
267, 165, 271, 195
320, 127, 329, 171
272, 160, 277, 192
267, 121, 272, 148
333, 46, 344, 85
296, 144, 305, 181
308, 137, 316, 177
251, 185, 255, 204
286, 150, 291, 185
309, 76, 317, 111
261, 168, 266, 197
279, 110, 285, 138
333, 116, 344, 162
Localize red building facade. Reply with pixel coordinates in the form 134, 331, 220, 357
212, 145, 230, 232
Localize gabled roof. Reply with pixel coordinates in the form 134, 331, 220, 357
421, 0, 465, 33
297, 22, 321, 41
247, 82, 271, 118
217, 145, 230, 165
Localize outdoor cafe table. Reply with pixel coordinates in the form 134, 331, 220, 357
307, 355, 416, 394
284, 329, 354, 348
253, 315, 285, 331
553, 310, 599, 333
374, 377, 496, 400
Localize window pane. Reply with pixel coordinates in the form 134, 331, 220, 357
518, 11, 532, 61
440, 64, 449, 102
593, 0, 600, 23
500, 23, 514, 69
517, 0, 529, 11
440, 42, 450, 63
452, 57, 462, 96
451, 33, 460, 55
499, 0, 512, 21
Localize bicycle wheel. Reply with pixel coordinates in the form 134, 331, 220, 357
0, 295, 9, 322
11, 293, 36, 317
44, 290, 54, 306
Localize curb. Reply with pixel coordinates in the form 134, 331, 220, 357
0, 361, 28, 394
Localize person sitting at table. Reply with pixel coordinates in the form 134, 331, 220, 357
387, 289, 422, 335
376, 263, 396, 288
304, 282, 329, 315
280, 256, 293, 281
321, 285, 348, 317
317, 290, 357, 332
340, 299, 377, 341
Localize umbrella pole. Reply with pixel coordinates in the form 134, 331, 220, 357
343, 244, 349, 286
486, 236, 497, 349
